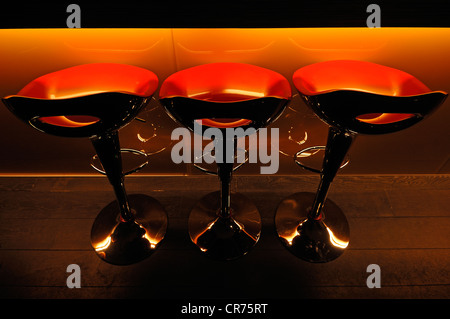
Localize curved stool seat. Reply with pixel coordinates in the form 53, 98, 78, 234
3, 63, 168, 265
293, 60, 446, 134
275, 60, 447, 263
160, 62, 291, 260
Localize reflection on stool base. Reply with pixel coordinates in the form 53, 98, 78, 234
189, 191, 261, 261
275, 192, 349, 263
91, 194, 168, 265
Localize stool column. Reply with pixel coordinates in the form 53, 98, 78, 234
309, 127, 355, 220
217, 137, 236, 218
90, 131, 134, 222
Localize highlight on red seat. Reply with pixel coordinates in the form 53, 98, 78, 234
37, 115, 100, 128
160, 62, 291, 102
197, 118, 252, 128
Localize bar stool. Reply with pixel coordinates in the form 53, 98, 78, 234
2, 63, 168, 265
275, 60, 447, 262
160, 62, 291, 260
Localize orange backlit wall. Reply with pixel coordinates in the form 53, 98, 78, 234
0, 28, 449, 175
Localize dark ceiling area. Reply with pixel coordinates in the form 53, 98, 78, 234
1, 1, 450, 28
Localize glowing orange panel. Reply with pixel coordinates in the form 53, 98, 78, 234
15, 63, 158, 127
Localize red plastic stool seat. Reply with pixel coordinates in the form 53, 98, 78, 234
292, 60, 446, 134
160, 62, 291, 129
275, 60, 447, 263
2, 63, 168, 265
160, 62, 291, 260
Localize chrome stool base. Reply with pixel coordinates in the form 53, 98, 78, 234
91, 194, 168, 265
275, 192, 349, 263
189, 191, 261, 261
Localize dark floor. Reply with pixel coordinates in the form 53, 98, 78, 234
0, 175, 449, 303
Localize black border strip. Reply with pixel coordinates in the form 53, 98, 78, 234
1, 1, 450, 28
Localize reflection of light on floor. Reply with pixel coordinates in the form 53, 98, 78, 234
234, 219, 258, 242
139, 223, 160, 249
143, 233, 157, 249
280, 220, 349, 249
281, 220, 304, 245
283, 229, 300, 246
192, 219, 217, 246
325, 224, 349, 249
94, 224, 160, 252
94, 236, 112, 251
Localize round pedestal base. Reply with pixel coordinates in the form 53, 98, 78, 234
91, 194, 168, 265
189, 191, 261, 261
275, 192, 350, 263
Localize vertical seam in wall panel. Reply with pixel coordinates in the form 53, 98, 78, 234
170, 28, 180, 71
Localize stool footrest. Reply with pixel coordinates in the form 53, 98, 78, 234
91, 148, 148, 176
294, 146, 349, 174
